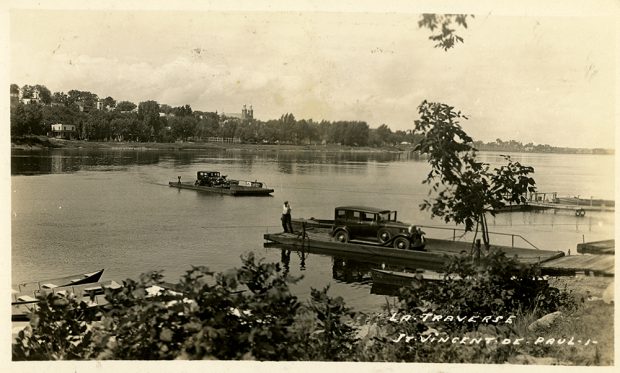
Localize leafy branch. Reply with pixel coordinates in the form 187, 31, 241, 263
418, 14, 474, 51
413, 101, 536, 248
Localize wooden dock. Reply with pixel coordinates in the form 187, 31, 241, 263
523, 192, 614, 215
540, 239, 616, 276
263, 231, 564, 271
577, 239, 614, 255
525, 201, 613, 216
264, 232, 615, 277
540, 255, 614, 276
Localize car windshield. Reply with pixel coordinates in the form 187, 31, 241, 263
378, 212, 392, 221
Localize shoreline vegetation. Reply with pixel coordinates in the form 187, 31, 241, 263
10, 135, 615, 155
12, 252, 613, 364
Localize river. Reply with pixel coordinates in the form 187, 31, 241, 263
10, 148, 615, 312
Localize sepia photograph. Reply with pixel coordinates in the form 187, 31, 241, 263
2, 0, 617, 371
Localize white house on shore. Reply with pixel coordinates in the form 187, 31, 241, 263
49, 123, 77, 140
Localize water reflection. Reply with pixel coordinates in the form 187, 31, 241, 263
11, 147, 415, 176
12, 149, 163, 175
272, 245, 444, 297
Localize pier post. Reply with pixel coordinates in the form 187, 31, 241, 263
474, 239, 481, 263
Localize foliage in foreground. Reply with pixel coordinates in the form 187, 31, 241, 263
13, 251, 589, 363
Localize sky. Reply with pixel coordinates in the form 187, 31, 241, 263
6, 1, 618, 149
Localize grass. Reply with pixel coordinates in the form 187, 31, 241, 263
504, 276, 614, 365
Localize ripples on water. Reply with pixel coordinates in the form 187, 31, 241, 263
10, 148, 615, 312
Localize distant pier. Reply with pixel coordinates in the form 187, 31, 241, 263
494, 192, 614, 216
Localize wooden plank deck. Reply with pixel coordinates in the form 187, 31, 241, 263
540, 254, 614, 276
265, 231, 616, 277
263, 231, 564, 271
577, 239, 614, 255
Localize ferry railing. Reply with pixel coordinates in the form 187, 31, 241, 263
416, 225, 541, 251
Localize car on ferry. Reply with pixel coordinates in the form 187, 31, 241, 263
331, 206, 425, 250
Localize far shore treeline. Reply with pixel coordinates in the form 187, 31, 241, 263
10, 84, 612, 154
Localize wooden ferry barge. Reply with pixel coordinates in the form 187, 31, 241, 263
170, 171, 274, 196
263, 231, 564, 271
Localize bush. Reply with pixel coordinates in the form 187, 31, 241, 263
354, 250, 577, 363
13, 253, 355, 361
396, 250, 575, 331
13, 251, 577, 362
302, 287, 358, 360
13, 292, 103, 360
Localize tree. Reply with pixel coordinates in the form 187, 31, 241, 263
52, 92, 70, 106
42, 104, 77, 128
413, 100, 536, 249
11, 103, 44, 136
19, 84, 52, 105
172, 104, 192, 117
374, 124, 393, 146
138, 100, 162, 140
116, 101, 137, 112
169, 116, 197, 141
67, 89, 98, 110
195, 112, 220, 140
159, 104, 173, 114
278, 113, 296, 143
84, 111, 111, 141
34, 85, 52, 104
101, 96, 116, 110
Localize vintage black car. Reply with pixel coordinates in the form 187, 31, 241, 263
331, 206, 424, 250
195, 171, 228, 187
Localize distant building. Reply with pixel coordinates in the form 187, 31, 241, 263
223, 104, 254, 120
20, 87, 41, 104
96, 99, 115, 111
49, 123, 77, 140
241, 104, 254, 120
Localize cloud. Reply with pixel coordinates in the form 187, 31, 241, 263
9, 10, 616, 148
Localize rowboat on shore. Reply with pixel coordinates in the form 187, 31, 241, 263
170, 171, 274, 196
13, 269, 105, 296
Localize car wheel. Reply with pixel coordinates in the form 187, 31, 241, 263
334, 230, 349, 243
393, 236, 410, 250
377, 229, 392, 243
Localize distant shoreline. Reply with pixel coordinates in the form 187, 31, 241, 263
10, 136, 614, 155
10, 136, 410, 153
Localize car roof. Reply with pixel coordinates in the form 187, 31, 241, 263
198, 171, 219, 173
335, 206, 394, 214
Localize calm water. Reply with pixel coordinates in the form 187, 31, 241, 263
10, 148, 615, 312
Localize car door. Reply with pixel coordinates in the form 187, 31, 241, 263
348, 210, 363, 238
357, 212, 376, 239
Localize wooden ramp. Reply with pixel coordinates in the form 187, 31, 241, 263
540, 254, 614, 276
577, 239, 614, 255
